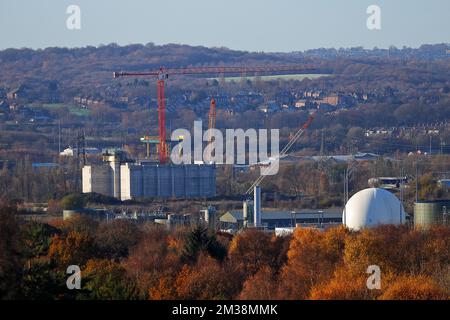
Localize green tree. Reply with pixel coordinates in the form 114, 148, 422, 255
80, 259, 139, 300
21, 220, 60, 259
0, 206, 22, 299
20, 258, 68, 300
60, 193, 86, 210
182, 225, 226, 263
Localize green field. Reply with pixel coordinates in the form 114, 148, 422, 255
209, 73, 331, 82
32, 103, 91, 116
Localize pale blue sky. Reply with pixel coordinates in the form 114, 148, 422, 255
0, 0, 449, 51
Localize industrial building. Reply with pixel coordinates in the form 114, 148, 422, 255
154, 213, 193, 228
220, 208, 342, 231
63, 207, 171, 223
60, 146, 101, 157
154, 206, 218, 229
368, 176, 410, 190
82, 149, 216, 200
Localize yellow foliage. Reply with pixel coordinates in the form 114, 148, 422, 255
379, 275, 449, 300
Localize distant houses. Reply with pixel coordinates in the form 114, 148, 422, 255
295, 99, 307, 108
73, 96, 103, 107
259, 101, 278, 113
6, 86, 26, 100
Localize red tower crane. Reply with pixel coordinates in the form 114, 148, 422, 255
113, 65, 319, 164
205, 98, 217, 164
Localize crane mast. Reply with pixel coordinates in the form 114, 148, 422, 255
205, 98, 217, 164
157, 72, 168, 163
208, 98, 216, 141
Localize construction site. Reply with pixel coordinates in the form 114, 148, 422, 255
77, 64, 440, 234
82, 65, 318, 201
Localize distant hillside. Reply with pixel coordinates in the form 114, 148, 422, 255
0, 42, 449, 115
0, 44, 307, 89
0, 43, 448, 91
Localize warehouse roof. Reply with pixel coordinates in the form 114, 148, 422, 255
220, 208, 342, 223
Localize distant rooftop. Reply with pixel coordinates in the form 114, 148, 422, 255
223, 208, 342, 221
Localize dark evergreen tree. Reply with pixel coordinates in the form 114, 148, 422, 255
182, 225, 226, 263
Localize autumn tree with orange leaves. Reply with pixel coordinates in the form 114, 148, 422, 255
228, 229, 289, 278
238, 266, 278, 300
380, 275, 448, 300
1, 200, 449, 300
278, 226, 348, 299
175, 254, 241, 300
48, 231, 96, 268
124, 225, 184, 298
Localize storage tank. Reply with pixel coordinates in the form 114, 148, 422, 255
202, 206, 216, 230
63, 210, 81, 221
243, 199, 253, 227
343, 188, 406, 231
414, 200, 449, 229
62, 208, 107, 221
254, 186, 261, 227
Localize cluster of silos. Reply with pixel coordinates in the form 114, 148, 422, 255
82, 148, 216, 200
414, 200, 449, 229
121, 163, 216, 200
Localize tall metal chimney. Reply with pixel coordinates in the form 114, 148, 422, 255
254, 186, 261, 227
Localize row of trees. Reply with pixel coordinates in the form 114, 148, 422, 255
0, 157, 78, 203
1, 204, 448, 300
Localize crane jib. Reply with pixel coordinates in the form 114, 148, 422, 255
113, 65, 319, 165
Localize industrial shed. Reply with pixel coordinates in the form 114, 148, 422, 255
220, 208, 342, 231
